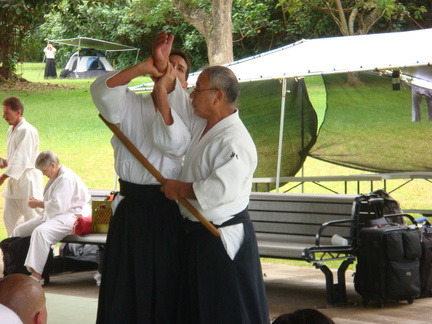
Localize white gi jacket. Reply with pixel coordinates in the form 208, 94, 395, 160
156, 110, 257, 223
2, 118, 42, 200
43, 165, 91, 220
154, 108, 258, 259
90, 72, 192, 185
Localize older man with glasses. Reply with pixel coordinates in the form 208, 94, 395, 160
153, 61, 269, 324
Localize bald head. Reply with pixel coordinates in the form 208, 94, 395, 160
0, 274, 47, 324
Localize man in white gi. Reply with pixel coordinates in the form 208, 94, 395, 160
11, 151, 91, 285
157, 64, 270, 323
0, 273, 47, 324
1, 96, 43, 236
90, 31, 192, 324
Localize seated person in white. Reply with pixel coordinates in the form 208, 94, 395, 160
12, 150, 91, 284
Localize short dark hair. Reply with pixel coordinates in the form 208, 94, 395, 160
206, 66, 240, 105
170, 48, 191, 80
2, 96, 24, 114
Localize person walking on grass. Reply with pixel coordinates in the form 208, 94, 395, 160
0, 96, 43, 236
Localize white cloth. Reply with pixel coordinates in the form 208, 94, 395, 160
12, 166, 91, 275
2, 118, 43, 235
90, 72, 192, 185
158, 110, 257, 223
43, 47, 56, 59
0, 304, 23, 324
3, 199, 36, 236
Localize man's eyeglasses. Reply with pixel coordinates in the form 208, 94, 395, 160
191, 87, 219, 93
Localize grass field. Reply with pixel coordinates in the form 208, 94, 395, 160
0, 63, 430, 267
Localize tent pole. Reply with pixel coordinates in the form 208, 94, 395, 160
76, 37, 82, 78
38, 55, 46, 79
276, 78, 287, 192
135, 49, 140, 64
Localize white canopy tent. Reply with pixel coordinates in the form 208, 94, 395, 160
188, 28, 432, 84
50, 37, 140, 54
189, 29, 432, 190
133, 29, 432, 189
49, 37, 140, 79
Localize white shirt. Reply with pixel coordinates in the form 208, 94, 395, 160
43, 47, 56, 59
90, 72, 192, 185
43, 165, 91, 220
0, 304, 23, 324
2, 118, 43, 200
154, 107, 257, 223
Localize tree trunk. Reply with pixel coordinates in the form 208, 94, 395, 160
173, 0, 233, 65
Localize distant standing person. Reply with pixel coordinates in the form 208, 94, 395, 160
0, 96, 43, 236
43, 44, 57, 79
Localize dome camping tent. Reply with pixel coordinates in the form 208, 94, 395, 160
59, 48, 115, 79
49, 37, 139, 79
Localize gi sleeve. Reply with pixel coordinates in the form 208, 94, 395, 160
90, 72, 132, 124
168, 78, 195, 129
152, 109, 191, 157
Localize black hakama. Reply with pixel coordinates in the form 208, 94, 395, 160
96, 180, 185, 324
177, 210, 270, 324
44, 58, 57, 78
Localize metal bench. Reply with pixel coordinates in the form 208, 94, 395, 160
62, 190, 361, 303
249, 192, 358, 306
59, 189, 111, 276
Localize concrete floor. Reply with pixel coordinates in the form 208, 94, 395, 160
40, 262, 432, 324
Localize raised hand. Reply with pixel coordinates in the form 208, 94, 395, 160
152, 31, 174, 74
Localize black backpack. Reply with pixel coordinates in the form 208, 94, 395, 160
0, 236, 53, 283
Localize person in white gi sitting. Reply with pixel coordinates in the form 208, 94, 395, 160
11, 150, 91, 285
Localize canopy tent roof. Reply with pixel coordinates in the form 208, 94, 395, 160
49, 37, 139, 52
185, 28, 432, 85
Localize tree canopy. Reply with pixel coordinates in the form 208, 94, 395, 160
0, 0, 57, 80
1, 0, 432, 81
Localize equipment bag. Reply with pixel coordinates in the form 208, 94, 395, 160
0, 236, 53, 282
416, 217, 432, 297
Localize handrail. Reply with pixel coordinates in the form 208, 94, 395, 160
252, 172, 432, 194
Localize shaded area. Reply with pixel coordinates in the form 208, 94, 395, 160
240, 79, 317, 182
310, 72, 432, 172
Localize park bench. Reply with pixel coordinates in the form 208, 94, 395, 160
60, 189, 111, 274
61, 190, 368, 306
248, 192, 359, 306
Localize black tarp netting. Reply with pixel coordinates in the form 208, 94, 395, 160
239, 78, 318, 179
309, 72, 432, 172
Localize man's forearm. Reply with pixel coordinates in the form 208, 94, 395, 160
106, 63, 148, 88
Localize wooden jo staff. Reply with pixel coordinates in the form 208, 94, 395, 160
99, 114, 221, 237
